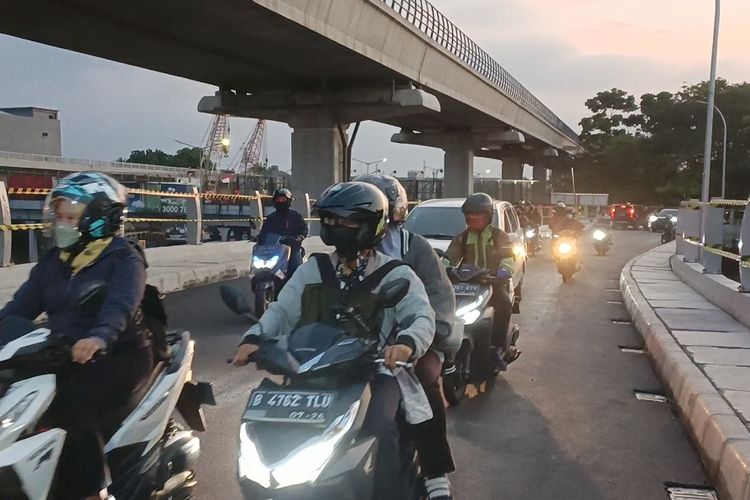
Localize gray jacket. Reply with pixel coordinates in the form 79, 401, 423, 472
243, 250, 436, 424
377, 226, 461, 355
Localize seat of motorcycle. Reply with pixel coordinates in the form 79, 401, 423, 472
100, 361, 167, 441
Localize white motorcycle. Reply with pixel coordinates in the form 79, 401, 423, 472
0, 282, 215, 500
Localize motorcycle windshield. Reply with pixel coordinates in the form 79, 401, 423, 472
452, 264, 489, 283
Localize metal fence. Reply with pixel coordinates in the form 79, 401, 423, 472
674, 200, 750, 291
381, 0, 578, 143
0, 150, 192, 176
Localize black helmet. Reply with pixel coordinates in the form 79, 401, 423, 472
461, 193, 494, 218
315, 182, 388, 259
356, 173, 409, 223
273, 188, 293, 212
44, 172, 127, 242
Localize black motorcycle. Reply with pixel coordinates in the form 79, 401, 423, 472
251, 233, 302, 315
662, 219, 676, 243
221, 283, 425, 500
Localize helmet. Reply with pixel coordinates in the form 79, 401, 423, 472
356, 173, 409, 223
273, 188, 293, 212
44, 172, 127, 245
314, 182, 388, 259
556, 202, 567, 209
461, 193, 494, 218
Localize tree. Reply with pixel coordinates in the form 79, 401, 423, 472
117, 147, 204, 168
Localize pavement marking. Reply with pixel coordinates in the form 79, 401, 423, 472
607, 300, 624, 304
606, 288, 620, 292
665, 484, 718, 499
634, 390, 668, 403
619, 346, 645, 354
612, 319, 632, 325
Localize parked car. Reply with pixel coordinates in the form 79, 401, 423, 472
403, 198, 526, 291
648, 208, 679, 232
610, 203, 649, 229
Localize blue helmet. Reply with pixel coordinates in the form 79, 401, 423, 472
45, 172, 128, 240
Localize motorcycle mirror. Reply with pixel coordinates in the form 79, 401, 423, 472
376, 278, 410, 309
220, 284, 252, 315
497, 246, 515, 259
74, 280, 108, 316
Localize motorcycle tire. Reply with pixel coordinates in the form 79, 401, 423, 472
443, 342, 471, 406
254, 283, 275, 316
596, 247, 606, 256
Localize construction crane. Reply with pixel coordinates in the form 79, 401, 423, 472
200, 114, 230, 189
233, 119, 267, 193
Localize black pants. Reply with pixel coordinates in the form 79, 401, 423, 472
362, 375, 403, 500
45, 345, 153, 499
411, 350, 455, 478
491, 285, 513, 349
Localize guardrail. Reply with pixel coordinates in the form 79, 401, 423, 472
381, 0, 578, 143
674, 199, 749, 291
0, 150, 193, 176
0, 181, 319, 266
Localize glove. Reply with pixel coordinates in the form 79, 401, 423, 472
496, 268, 513, 281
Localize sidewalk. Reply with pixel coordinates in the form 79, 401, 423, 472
621, 242, 750, 500
0, 237, 330, 306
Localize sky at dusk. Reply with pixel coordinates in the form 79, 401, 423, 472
0, 0, 747, 176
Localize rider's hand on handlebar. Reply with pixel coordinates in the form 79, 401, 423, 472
495, 268, 513, 281
383, 344, 413, 370
232, 343, 259, 366
72, 337, 105, 364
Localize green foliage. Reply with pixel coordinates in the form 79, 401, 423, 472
117, 147, 204, 169
575, 80, 750, 205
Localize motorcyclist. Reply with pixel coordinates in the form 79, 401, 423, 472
549, 202, 568, 235
558, 208, 586, 234
593, 211, 614, 244
232, 181, 436, 500
0, 172, 153, 500
256, 188, 308, 276
446, 193, 520, 371
358, 173, 459, 500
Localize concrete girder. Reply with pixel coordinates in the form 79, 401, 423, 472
197, 87, 441, 125
391, 129, 525, 153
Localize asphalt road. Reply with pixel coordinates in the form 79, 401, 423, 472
164, 229, 710, 499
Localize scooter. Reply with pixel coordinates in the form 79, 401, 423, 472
662, 219, 676, 243
0, 282, 215, 500
221, 283, 424, 500
251, 233, 303, 316
552, 230, 581, 283
523, 225, 542, 256
592, 229, 612, 256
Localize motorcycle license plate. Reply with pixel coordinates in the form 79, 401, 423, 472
454, 283, 481, 295
243, 389, 336, 424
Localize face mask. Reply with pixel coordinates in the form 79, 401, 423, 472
54, 222, 81, 249
322, 225, 362, 260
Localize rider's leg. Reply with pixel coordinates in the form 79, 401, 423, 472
287, 245, 303, 277
361, 375, 403, 500
411, 351, 455, 499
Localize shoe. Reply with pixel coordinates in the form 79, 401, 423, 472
489, 347, 508, 372
425, 475, 453, 500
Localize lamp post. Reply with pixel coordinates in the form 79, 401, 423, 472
697, 100, 728, 199
700, 0, 721, 243
352, 157, 387, 174
422, 164, 443, 199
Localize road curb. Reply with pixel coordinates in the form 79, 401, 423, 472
620, 247, 750, 500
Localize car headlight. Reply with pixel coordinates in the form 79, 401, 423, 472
239, 400, 360, 489
252, 256, 279, 270
557, 242, 573, 255
0, 391, 39, 439
525, 229, 536, 239
648, 215, 658, 223
593, 230, 607, 241
513, 244, 526, 259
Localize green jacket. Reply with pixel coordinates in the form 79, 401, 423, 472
446, 226, 515, 273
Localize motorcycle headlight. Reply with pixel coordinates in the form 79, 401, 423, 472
0, 391, 39, 439
513, 244, 526, 259
239, 400, 360, 489
593, 230, 607, 241
455, 290, 489, 325
670, 216, 678, 223
252, 256, 279, 270
557, 242, 573, 255
648, 215, 658, 223
525, 229, 536, 239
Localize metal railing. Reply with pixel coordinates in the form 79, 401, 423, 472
0, 150, 193, 175
674, 199, 750, 291
381, 0, 578, 143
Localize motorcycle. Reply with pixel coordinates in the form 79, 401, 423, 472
523, 225, 542, 256
438, 248, 520, 407
221, 283, 424, 500
552, 230, 581, 283
592, 229, 612, 256
0, 282, 215, 500
662, 219, 676, 243
251, 233, 302, 316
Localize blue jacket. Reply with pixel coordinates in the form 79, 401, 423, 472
0, 237, 148, 352
258, 209, 308, 247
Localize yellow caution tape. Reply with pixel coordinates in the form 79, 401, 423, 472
684, 237, 749, 267
8, 188, 51, 195
126, 217, 262, 223
0, 223, 47, 231
709, 199, 749, 207
7, 186, 277, 202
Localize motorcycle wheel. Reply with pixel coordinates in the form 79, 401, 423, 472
254, 283, 275, 316
596, 247, 606, 256
443, 343, 471, 406
561, 269, 573, 283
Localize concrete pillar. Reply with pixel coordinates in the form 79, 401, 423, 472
443, 141, 473, 198
185, 186, 202, 245
0, 181, 10, 267
501, 156, 523, 180
290, 126, 343, 203
701, 206, 724, 274
532, 165, 549, 204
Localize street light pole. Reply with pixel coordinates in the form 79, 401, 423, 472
697, 100, 728, 199
700, 0, 721, 242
